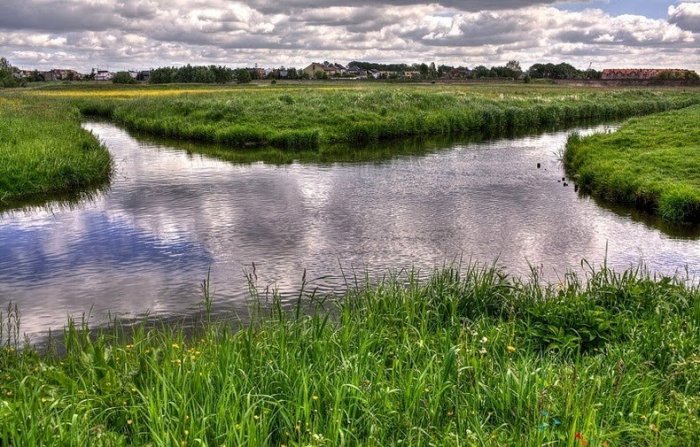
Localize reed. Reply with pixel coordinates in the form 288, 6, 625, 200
565, 104, 700, 223
71, 84, 700, 151
0, 95, 112, 208
2, 264, 699, 445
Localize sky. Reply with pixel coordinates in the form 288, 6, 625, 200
1, 0, 699, 73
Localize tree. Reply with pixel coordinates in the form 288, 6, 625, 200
505, 60, 522, 78
235, 68, 252, 84
0, 57, 18, 88
113, 71, 137, 84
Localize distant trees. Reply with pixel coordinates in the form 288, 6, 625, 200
112, 71, 136, 84
0, 57, 19, 88
149, 65, 235, 84
527, 63, 601, 80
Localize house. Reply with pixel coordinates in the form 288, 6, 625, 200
368, 69, 381, 79
303, 62, 346, 78
137, 70, 150, 82
95, 70, 113, 81
403, 71, 421, 80
42, 69, 81, 81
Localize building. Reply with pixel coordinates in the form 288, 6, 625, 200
303, 62, 346, 78
95, 69, 113, 81
601, 68, 697, 80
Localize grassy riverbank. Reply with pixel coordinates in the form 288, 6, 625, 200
565, 105, 700, 223
0, 95, 112, 208
70, 84, 700, 150
2, 265, 699, 446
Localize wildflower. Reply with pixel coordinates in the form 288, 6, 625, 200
649, 423, 659, 433
479, 348, 487, 354
575, 432, 589, 447
507, 345, 516, 353
312, 395, 319, 401
480, 337, 488, 344
127, 419, 133, 425
172, 343, 180, 349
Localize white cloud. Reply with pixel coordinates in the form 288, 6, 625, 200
0, 1, 697, 72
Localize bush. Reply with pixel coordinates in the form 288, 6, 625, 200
112, 71, 137, 84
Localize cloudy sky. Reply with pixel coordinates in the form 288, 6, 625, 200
1, 0, 699, 72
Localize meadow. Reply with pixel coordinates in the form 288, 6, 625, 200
69, 83, 700, 151
565, 104, 700, 223
2, 82, 700, 208
0, 94, 112, 207
1, 264, 699, 446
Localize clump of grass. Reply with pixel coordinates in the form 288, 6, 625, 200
565, 104, 700, 223
0, 96, 112, 207
1, 264, 699, 445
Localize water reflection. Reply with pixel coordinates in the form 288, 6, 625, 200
1, 121, 699, 339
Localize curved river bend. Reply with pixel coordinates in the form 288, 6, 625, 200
1, 122, 699, 338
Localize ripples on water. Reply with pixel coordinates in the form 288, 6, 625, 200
1, 122, 699, 338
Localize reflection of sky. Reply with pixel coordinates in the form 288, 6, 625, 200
0, 211, 210, 283
1, 121, 700, 339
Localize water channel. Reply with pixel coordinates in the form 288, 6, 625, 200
1, 122, 699, 339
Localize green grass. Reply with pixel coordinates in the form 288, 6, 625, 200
0, 95, 112, 208
565, 105, 700, 223
3, 83, 700, 209
71, 84, 700, 151
2, 264, 700, 446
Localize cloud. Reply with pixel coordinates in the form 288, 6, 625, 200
0, 1, 697, 72
669, 2, 700, 33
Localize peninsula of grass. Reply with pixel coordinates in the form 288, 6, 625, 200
73, 85, 700, 151
0, 96, 112, 208
565, 104, 700, 224
2, 265, 700, 446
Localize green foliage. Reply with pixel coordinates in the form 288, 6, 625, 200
85, 85, 700, 152
112, 71, 136, 84
565, 105, 700, 223
149, 65, 234, 84
1, 264, 700, 445
0, 96, 112, 207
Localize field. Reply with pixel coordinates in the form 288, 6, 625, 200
70, 83, 700, 151
2, 82, 700, 209
2, 264, 700, 445
565, 104, 700, 223
0, 94, 112, 207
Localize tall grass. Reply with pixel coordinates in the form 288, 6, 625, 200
0, 96, 112, 208
73, 85, 700, 151
565, 104, 700, 223
2, 264, 699, 445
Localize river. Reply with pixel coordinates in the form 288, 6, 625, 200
1, 121, 698, 338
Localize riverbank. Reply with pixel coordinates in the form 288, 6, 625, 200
2, 265, 699, 446
0, 95, 112, 208
2, 84, 700, 210
565, 104, 700, 224
73, 85, 700, 150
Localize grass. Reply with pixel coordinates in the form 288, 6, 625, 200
565, 105, 700, 224
2, 264, 700, 446
2, 82, 700, 208
0, 95, 112, 208
68, 83, 700, 151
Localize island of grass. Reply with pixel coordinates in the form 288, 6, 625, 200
1, 265, 699, 445
70, 84, 700, 151
0, 96, 112, 208
565, 104, 700, 224
3, 83, 700, 209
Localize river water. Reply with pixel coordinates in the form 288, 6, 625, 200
1, 122, 699, 338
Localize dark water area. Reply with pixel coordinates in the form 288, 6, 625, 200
1, 122, 699, 339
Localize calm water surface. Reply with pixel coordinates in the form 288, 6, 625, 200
1, 122, 699, 338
